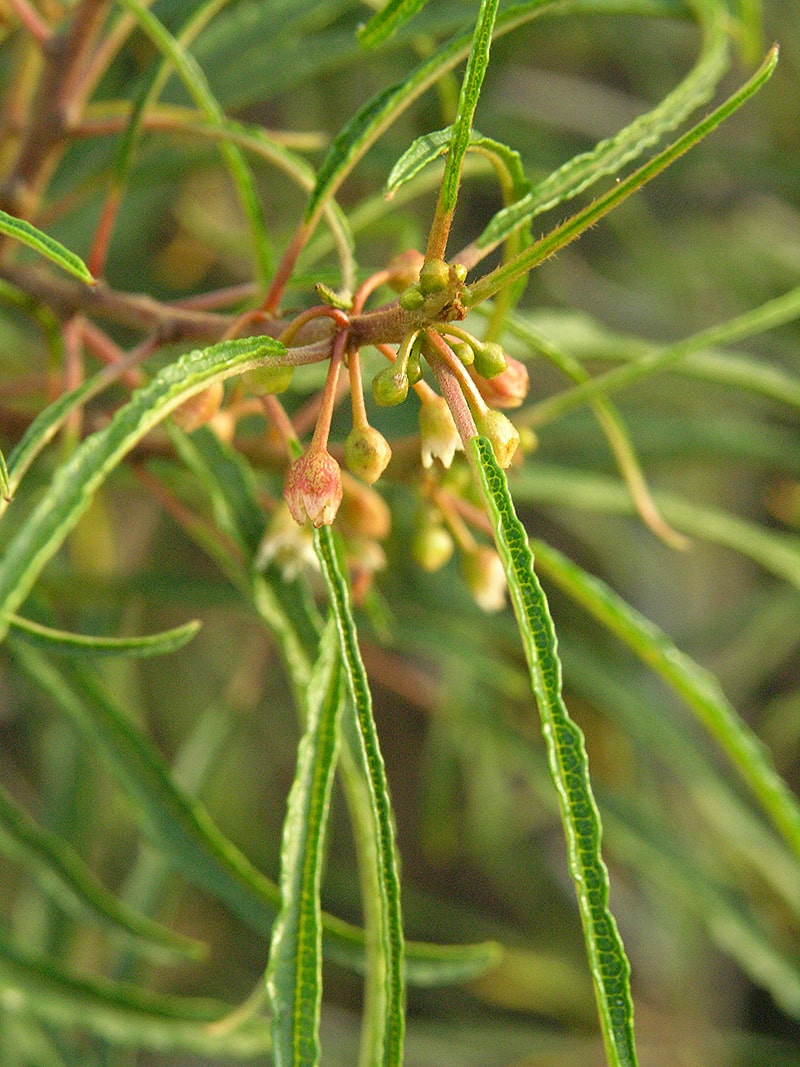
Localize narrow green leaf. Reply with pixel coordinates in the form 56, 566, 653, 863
119, 0, 272, 283
473, 0, 730, 252
0, 784, 204, 962
470, 436, 638, 1067
0, 210, 95, 284
0, 449, 9, 501
0, 931, 270, 1057
466, 46, 779, 306
267, 620, 344, 1067
7, 615, 201, 658
9, 642, 493, 987
314, 527, 405, 1067
437, 0, 500, 219
530, 537, 800, 867
357, 0, 432, 48
0, 335, 285, 642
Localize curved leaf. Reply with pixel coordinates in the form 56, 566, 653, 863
0, 784, 204, 962
267, 620, 344, 1067
315, 527, 405, 1067
9, 641, 496, 987
0, 335, 285, 641
0, 210, 95, 284
470, 436, 638, 1067
7, 615, 201, 658
0, 930, 270, 1057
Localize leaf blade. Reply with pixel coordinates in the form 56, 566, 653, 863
470, 436, 639, 1067
7, 615, 201, 658
0, 210, 95, 284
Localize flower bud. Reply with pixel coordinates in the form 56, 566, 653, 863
172, 380, 224, 433
243, 362, 294, 396
412, 523, 454, 572
344, 424, 392, 484
373, 364, 409, 406
450, 340, 474, 366
472, 355, 529, 408
387, 249, 424, 291
473, 341, 508, 380
399, 284, 425, 311
419, 395, 463, 469
474, 409, 520, 468
338, 474, 391, 540
284, 446, 343, 527
418, 258, 450, 295
461, 545, 507, 613
406, 343, 423, 384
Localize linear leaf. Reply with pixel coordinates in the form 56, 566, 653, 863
314, 527, 405, 1067
9, 641, 494, 986
357, 0, 433, 48
0, 449, 9, 501
473, 0, 729, 252
0, 930, 270, 1057
386, 126, 527, 200
466, 46, 779, 306
0, 783, 204, 962
0, 210, 94, 284
530, 537, 800, 867
267, 620, 344, 1067
7, 615, 201, 658
470, 436, 638, 1067
0, 335, 285, 641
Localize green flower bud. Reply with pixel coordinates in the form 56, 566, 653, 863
412, 523, 454, 572
372, 364, 409, 407
418, 258, 450, 295
452, 263, 468, 283
450, 340, 474, 366
399, 283, 425, 311
344, 424, 392, 484
473, 341, 508, 379
406, 343, 423, 385
243, 362, 294, 396
474, 408, 520, 468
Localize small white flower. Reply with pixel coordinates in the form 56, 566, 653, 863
256, 504, 318, 580
419, 395, 463, 469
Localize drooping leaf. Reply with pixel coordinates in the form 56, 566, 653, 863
315, 527, 405, 1067
0, 784, 204, 962
470, 436, 639, 1067
9, 642, 498, 987
0, 210, 95, 284
0, 930, 271, 1057
7, 615, 201, 658
266, 620, 344, 1067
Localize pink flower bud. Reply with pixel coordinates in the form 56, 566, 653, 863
284, 447, 343, 528
473, 356, 529, 409
461, 546, 507, 613
419, 395, 463, 469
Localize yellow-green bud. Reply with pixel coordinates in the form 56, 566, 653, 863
372, 364, 409, 406
399, 283, 425, 311
243, 362, 294, 396
450, 340, 474, 365
418, 258, 450, 295
344, 425, 392, 484
412, 523, 454, 572
473, 342, 508, 379
474, 408, 520, 468
461, 546, 507, 613
406, 344, 423, 385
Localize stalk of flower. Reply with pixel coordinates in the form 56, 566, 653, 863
283, 331, 346, 528
344, 348, 392, 484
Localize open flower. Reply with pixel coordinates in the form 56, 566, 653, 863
284, 446, 343, 527
419, 395, 464, 469
255, 503, 318, 579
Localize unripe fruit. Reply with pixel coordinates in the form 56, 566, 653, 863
412, 523, 454, 572
372, 364, 409, 406
344, 425, 392, 484
418, 258, 450, 295
473, 342, 508, 379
